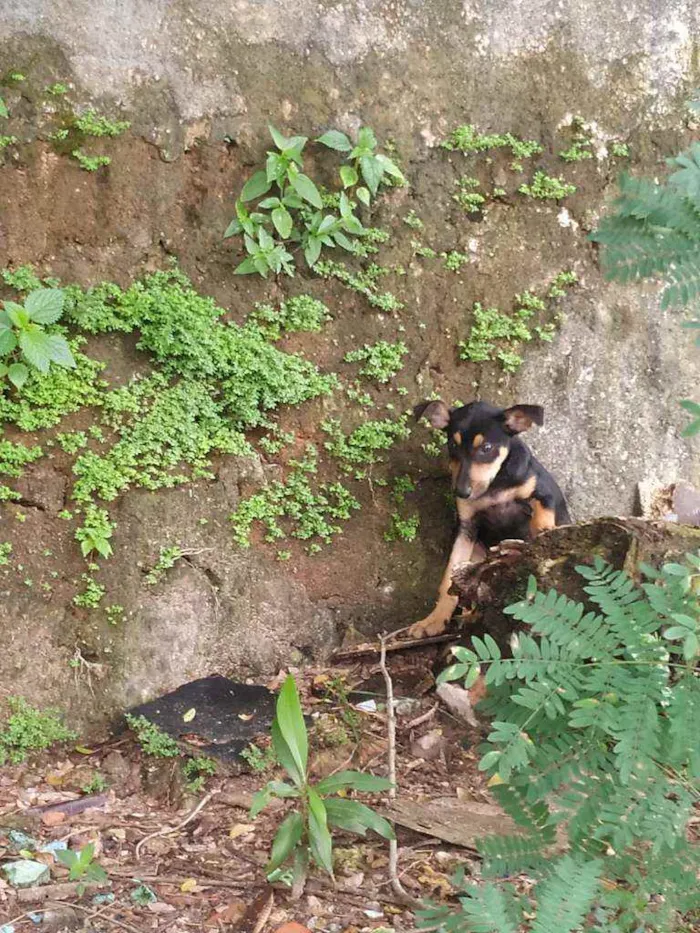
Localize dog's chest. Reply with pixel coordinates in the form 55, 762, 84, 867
475, 499, 532, 547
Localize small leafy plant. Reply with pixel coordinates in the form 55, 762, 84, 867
126, 714, 180, 758
56, 843, 108, 890
75, 506, 115, 559
344, 340, 408, 384
0, 287, 75, 388
225, 125, 403, 276
0, 697, 75, 765
519, 171, 576, 200
183, 755, 217, 793
251, 675, 394, 890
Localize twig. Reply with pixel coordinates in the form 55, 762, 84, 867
404, 702, 439, 730
135, 790, 218, 859
379, 634, 424, 910
45, 901, 142, 933
332, 632, 457, 661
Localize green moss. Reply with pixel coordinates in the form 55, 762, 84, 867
248, 295, 331, 341
315, 260, 404, 313
322, 415, 410, 474
71, 150, 111, 172
73, 573, 105, 609
46, 83, 69, 96
73, 109, 130, 138
454, 176, 486, 212
0, 697, 75, 765
344, 340, 408, 384
459, 271, 577, 372
519, 172, 576, 200
403, 210, 424, 230
442, 251, 469, 272
145, 546, 184, 585
384, 511, 419, 542
442, 125, 541, 159
126, 714, 180, 757
0, 542, 12, 565
230, 444, 360, 551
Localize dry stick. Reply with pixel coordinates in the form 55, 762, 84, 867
135, 790, 218, 860
45, 901, 142, 933
378, 634, 424, 910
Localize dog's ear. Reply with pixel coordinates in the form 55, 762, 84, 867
413, 400, 451, 429
501, 404, 544, 434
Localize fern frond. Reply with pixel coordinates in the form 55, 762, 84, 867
530, 855, 602, 933
610, 674, 661, 783
477, 831, 550, 877
506, 587, 618, 659
663, 674, 700, 777
416, 880, 522, 933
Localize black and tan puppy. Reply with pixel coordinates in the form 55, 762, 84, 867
410, 399, 570, 638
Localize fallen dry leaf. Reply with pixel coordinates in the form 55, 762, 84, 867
229, 822, 255, 840
181, 877, 199, 893
41, 810, 66, 826
274, 924, 311, 933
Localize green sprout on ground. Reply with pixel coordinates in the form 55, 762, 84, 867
344, 340, 408, 384
71, 150, 111, 172
126, 714, 180, 758
519, 171, 576, 200
0, 697, 75, 765
250, 675, 394, 894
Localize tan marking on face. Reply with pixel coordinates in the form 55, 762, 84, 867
472, 433, 484, 449
529, 499, 556, 534
468, 445, 508, 497
449, 458, 460, 488
453, 431, 462, 445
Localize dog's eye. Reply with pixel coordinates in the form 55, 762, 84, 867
481, 442, 493, 452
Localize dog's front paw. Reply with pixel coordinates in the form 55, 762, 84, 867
408, 615, 449, 639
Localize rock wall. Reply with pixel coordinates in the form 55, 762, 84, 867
0, 0, 698, 728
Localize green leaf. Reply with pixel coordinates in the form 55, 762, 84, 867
315, 770, 393, 794
333, 231, 356, 252
267, 810, 304, 872
340, 164, 359, 188
258, 197, 281, 209
275, 674, 308, 783
6, 303, 29, 329
289, 172, 323, 209
360, 156, 384, 196
304, 238, 323, 267
45, 334, 76, 369
0, 327, 17, 356
0, 97, 8, 119
325, 797, 395, 840
680, 399, 700, 414
464, 663, 482, 689
241, 171, 273, 202
356, 186, 371, 207
8, 363, 28, 389
308, 788, 333, 875
234, 257, 259, 276
375, 153, 405, 182
272, 206, 293, 239
19, 326, 53, 373
436, 662, 468, 685
224, 218, 243, 238
479, 749, 501, 772
683, 631, 699, 660
318, 214, 337, 235
24, 288, 65, 324
317, 130, 353, 152
269, 125, 307, 153
357, 126, 378, 152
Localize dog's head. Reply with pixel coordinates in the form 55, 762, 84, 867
415, 399, 544, 499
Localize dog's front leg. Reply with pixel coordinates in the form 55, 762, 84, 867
408, 518, 478, 638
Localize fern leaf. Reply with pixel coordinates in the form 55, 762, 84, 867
530, 855, 602, 933
611, 677, 661, 784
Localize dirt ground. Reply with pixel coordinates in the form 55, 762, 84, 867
0, 641, 499, 932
